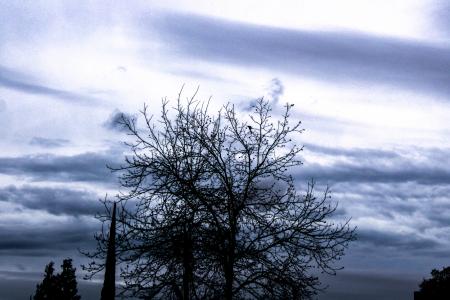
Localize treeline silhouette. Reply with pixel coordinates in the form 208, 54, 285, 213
32, 258, 80, 300
30, 259, 450, 299
414, 266, 450, 300
27, 95, 450, 300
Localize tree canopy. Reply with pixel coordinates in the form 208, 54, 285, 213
85, 94, 355, 299
34, 258, 81, 300
416, 266, 450, 299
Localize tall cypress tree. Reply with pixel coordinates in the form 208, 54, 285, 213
101, 202, 116, 300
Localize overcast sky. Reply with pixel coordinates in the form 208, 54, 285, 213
1, 1, 450, 299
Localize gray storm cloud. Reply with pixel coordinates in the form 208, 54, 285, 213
0, 185, 102, 216
0, 150, 121, 184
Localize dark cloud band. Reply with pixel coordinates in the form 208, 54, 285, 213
0, 185, 102, 216
0, 150, 121, 184
151, 12, 450, 97
299, 144, 450, 184
0, 219, 97, 255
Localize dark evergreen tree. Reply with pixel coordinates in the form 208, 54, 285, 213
416, 266, 450, 299
33, 262, 59, 300
58, 258, 81, 300
33, 259, 81, 300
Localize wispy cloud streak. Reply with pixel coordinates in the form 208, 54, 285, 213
152, 12, 450, 97
0, 65, 100, 104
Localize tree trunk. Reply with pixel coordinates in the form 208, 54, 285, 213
182, 225, 193, 300
224, 228, 236, 300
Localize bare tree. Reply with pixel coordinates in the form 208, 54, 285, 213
85, 91, 355, 299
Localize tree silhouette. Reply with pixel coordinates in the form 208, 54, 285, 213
34, 262, 59, 300
33, 259, 81, 300
85, 94, 355, 299
59, 258, 81, 300
415, 266, 450, 299
101, 202, 117, 300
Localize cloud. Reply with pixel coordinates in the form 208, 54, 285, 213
303, 143, 399, 160
165, 67, 230, 83
357, 228, 439, 252
0, 98, 6, 112
293, 144, 450, 262
29, 137, 70, 148
330, 181, 450, 223
300, 162, 450, 185
103, 109, 134, 132
152, 12, 450, 97
267, 78, 284, 104
0, 150, 122, 184
241, 78, 285, 111
0, 65, 100, 104
320, 271, 419, 300
0, 185, 102, 216
116, 66, 127, 72
299, 144, 450, 185
324, 180, 450, 258
0, 219, 97, 255
430, 1, 450, 36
